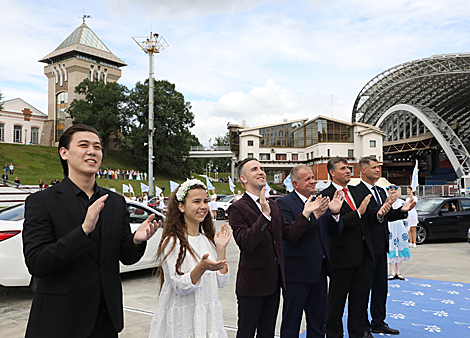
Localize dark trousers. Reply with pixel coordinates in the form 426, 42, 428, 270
88, 295, 118, 338
367, 252, 388, 330
326, 257, 369, 338
281, 261, 328, 338
236, 287, 281, 338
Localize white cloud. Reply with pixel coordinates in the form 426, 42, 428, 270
190, 79, 351, 146
2, 0, 470, 146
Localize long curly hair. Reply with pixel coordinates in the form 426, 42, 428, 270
155, 184, 215, 287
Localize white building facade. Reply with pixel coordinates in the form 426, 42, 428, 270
0, 98, 47, 145
228, 116, 385, 181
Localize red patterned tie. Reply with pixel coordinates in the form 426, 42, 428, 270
342, 188, 356, 211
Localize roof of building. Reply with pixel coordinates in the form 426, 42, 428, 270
0, 98, 46, 117
230, 118, 308, 132
38, 23, 127, 67
351, 53, 470, 142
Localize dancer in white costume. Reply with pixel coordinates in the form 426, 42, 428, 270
149, 179, 231, 338
386, 185, 411, 280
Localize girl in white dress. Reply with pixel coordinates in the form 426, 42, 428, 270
406, 187, 419, 248
386, 185, 411, 280
209, 189, 218, 220
149, 179, 231, 338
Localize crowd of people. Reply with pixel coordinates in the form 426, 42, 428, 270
96, 168, 147, 180
20, 123, 420, 338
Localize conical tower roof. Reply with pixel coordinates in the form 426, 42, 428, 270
39, 23, 127, 67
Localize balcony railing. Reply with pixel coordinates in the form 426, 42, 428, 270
190, 146, 231, 151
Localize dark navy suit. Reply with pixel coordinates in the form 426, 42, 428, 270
277, 191, 343, 338
356, 181, 407, 331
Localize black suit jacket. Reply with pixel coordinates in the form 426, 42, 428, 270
320, 184, 377, 270
356, 181, 408, 256
277, 192, 343, 284
228, 193, 310, 297
22, 180, 146, 338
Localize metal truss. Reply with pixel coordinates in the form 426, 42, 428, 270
376, 104, 470, 178
352, 53, 470, 147
383, 137, 439, 155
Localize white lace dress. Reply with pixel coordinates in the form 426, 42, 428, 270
149, 235, 229, 338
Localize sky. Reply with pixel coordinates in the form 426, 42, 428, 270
1, 0, 470, 146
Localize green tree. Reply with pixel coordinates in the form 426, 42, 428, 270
0, 90, 4, 111
209, 132, 232, 173
124, 79, 197, 175
68, 79, 128, 157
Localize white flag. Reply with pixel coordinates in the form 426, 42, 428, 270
228, 176, 236, 192
206, 177, 215, 190
170, 180, 179, 192
129, 184, 134, 193
265, 182, 271, 197
122, 184, 129, 193
283, 174, 294, 193
140, 182, 149, 192
411, 160, 419, 192
155, 186, 162, 196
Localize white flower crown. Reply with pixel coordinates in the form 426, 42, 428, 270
176, 179, 207, 202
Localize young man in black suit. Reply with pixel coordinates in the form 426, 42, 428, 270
228, 158, 323, 338
321, 157, 393, 338
23, 124, 159, 338
357, 156, 415, 335
277, 165, 343, 338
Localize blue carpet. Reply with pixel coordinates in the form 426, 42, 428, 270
299, 277, 470, 337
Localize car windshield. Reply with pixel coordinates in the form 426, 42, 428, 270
415, 199, 444, 213
219, 195, 233, 202
0, 204, 25, 221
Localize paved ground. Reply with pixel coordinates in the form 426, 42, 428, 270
1, 220, 470, 337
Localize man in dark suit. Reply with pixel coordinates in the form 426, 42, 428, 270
22, 124, 159, 338
277, 165, 344, 338
357, 157, 415, 335
321, 157, 393, 338
228, 158, 325, 338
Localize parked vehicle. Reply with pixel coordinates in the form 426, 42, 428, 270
0, 200, 164, 290
148, 196, 169, 213
415, 197, 470, 244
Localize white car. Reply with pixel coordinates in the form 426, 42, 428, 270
0, 200, 164, 290
216, 195, 236, 220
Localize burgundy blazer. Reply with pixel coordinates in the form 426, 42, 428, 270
228, 193, 310, 297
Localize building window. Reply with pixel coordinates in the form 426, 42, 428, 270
14, 125, 22, 143
31, 127, 39, 144
311, 151, 314, 159
370, 154, 376, 159
327, 149, 330, 157
307, 153, 309, 160
247, 140, 254, 146
276, 154, 287, 161
56, 92, 69, 142
247, 153, 254, 158
260, 153, 270, 161
349, 166, 354, 176
348, 149, 354, 158
292, 154, 298, 161
0, 123, 4, 141
370, 140, 376, 148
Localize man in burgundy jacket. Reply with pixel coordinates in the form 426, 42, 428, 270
228, 158, 327, 338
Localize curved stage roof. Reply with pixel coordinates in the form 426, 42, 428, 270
352, 53, 470, 145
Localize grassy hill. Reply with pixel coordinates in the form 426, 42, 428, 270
0, 143, 245, 195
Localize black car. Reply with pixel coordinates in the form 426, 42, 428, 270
415, 196, 470, 244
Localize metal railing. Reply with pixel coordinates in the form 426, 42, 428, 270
397, 184, 459, 197
190, 146, 231, 151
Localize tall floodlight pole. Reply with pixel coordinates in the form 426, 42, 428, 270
133, 32, 169, 196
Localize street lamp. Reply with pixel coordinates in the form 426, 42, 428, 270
133, 32, 169, 196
